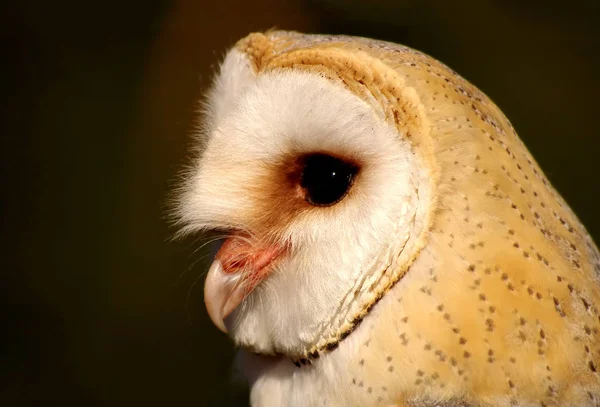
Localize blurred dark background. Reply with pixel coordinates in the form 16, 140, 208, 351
1, 0, 598, 405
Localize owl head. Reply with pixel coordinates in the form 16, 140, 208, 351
175, 32, 437, 361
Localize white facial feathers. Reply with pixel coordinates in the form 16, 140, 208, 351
177, 48, 428, 358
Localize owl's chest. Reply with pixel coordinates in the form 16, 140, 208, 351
245, 244, 600, 407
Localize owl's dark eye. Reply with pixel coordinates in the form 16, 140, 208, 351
300, 154, 358, 207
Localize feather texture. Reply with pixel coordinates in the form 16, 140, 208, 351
176, 31, 600, 407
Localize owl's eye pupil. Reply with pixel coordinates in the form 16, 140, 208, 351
300, 154, 358, 206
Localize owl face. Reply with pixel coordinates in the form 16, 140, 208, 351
177, 49, 430, 359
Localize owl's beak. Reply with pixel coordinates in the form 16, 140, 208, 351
204, 235, 287, 333
204, 259, 243, 333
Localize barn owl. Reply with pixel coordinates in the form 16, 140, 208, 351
174, 31, 600, 406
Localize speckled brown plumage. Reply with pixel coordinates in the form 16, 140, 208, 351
230, 32, 600, 406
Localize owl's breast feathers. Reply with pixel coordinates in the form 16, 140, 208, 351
232, 32, 600, 406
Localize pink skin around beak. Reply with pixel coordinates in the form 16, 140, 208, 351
204, 236, 286, 333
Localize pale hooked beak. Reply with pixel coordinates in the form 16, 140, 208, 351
204, 259, 243, 333
203, 235, 288, 333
